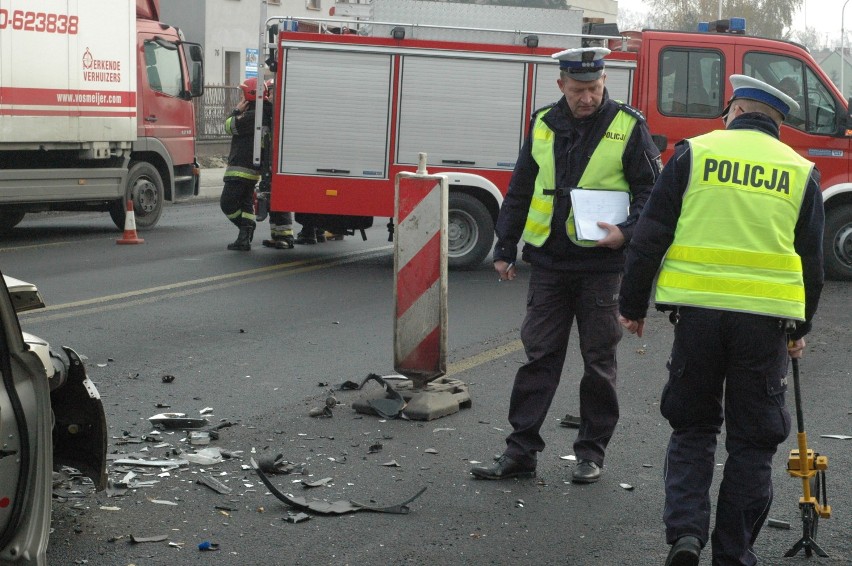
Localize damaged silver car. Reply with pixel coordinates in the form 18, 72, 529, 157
0, 275, 107, 565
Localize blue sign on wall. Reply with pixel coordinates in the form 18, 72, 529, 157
246, 48, 259, 78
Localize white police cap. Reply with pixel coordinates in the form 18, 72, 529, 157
728, 74, 800, 119
552, 47, 610, 81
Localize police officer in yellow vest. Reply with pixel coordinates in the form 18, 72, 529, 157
470, 47, 661, 483
618, 75, 824, 566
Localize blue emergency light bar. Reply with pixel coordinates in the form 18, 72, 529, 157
698, 17, 747, 34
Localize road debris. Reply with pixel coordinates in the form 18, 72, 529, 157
256, 453, 306, 475
112, 457, 189, 469
190, 431, 211, 446
559, 413, 581, 428
767, 518, 791, 529
197, 475, 233, 495
301, 477, 332, 488
252, 458, 426, 515
183, 447, 225, 466
284, 512, 312, 523
619, 483, 634, 491
148, 412, 209, 429
198, 541, 220, 551
130, 534, 168, 544
348, 373, 407, 419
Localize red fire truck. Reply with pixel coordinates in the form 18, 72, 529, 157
263, 13, 852, 280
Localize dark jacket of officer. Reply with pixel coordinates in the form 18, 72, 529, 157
494, 90, 661, 272
619, 112, 824, 340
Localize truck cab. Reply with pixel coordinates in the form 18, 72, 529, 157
113, 2, 205, 230
628, 24, 852, 280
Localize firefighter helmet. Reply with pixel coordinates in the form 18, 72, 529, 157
239, 77, 267, 101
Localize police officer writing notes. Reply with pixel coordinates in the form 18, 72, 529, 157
618, 75, 824, 566
470, 47, 661, 483
220, 78, 272, 251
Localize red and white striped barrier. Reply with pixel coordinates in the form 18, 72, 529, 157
393, 154, 448, 388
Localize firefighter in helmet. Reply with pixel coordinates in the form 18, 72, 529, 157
220, 77, 272, 251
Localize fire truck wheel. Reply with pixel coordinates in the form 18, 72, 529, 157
448, 192, 494, 269
0, 207, 26, 233
110, 162, 164, 231
824, 204, 852, 280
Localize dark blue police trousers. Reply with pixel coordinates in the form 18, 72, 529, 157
504, 265, 622, 467
661, 307, 791, 566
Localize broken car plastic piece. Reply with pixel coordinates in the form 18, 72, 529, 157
301, 477, 332, 488
308, 406, 333, 418
559, 413, 581, 428
256, 453, 303, 475
767, 518, 791, 529
183, 447, 225, 466
190, 431, 211, 445
251, 458, 426, 515
284, 512, 311, 523
148, 412, 209, 429
112, 457, 189, 469
130, 534, 169, 544
352, 373, 407, 418
197, 475, 232, 495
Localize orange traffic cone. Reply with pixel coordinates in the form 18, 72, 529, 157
116, 200, 145, 245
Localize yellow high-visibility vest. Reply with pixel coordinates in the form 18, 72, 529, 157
656, 129, 813, 320
522, 107, 636, 247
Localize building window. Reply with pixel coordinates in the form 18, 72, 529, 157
306, 0, 321, 11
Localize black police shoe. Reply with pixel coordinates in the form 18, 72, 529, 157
470, 454, 535, 480
664, 536, 701, 566
571, 459, 602, 483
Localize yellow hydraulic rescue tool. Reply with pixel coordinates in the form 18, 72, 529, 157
783, 343, 831, 558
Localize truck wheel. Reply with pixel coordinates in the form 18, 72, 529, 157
110, 162, 164, 231
0, 208, 26, 233
824, 204, 852, 280
448, 192, 494, 269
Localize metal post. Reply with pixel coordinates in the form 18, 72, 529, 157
252, 0, 268, 168
843, 0, 851, 100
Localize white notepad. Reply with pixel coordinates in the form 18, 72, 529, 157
570, 189, 630, 241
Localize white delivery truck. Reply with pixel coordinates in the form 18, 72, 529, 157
0, 0, 204, 232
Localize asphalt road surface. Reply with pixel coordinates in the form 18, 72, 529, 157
2, 194, 849, 566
